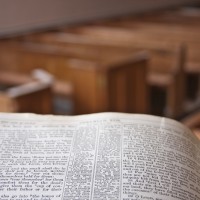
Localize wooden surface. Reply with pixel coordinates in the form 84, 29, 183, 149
181, 110, 200, 140
0, 70, 53, 114
0, 40, 149, 114
67, 52, 149, 114
1, 6, 200, 117
20, 27, 187, 118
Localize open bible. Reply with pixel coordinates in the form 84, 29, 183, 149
0, 112, 200, 200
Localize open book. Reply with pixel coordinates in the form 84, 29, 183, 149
0, 112, 200, 200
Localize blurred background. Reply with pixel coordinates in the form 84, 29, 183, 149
0, 0, 200, 131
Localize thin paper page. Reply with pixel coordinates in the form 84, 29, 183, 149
0, 113, 199, 200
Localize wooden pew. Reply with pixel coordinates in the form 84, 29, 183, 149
94, 9, 200, 104
62, 6, 200, 62
0, 39, 138, 77
32, 69, 74, 115
94, 19, 200, 68
0, 70, 53, 114
20, 30, 187, 118
68, 52, 149, 114
0, 40, 149, 115
63, 23, 200, 115
89, 8, 200, 77
21, 29, 186, 74
22, 27, 199, 107
181, 110, 200, 140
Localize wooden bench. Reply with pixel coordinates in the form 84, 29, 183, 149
0, 40, 149, 114
95, 16, 200, 71
0, 70, 53, 114
32, 69, 74, 115
106, 10, 200, 103
20, 30, 187, 118
181, 110, 200, 140
68, 52, 149, 114
94, 7, 200, 93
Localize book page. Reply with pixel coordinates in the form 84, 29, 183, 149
0, 113, 199, 200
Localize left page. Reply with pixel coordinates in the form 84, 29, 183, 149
0, 113, 110, 200
0, 113, 77, 200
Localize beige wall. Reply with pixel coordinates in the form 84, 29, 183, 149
0, 0, 199, 36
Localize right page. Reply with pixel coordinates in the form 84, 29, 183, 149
85, 113, 200, 200
118, 114, 200, 200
